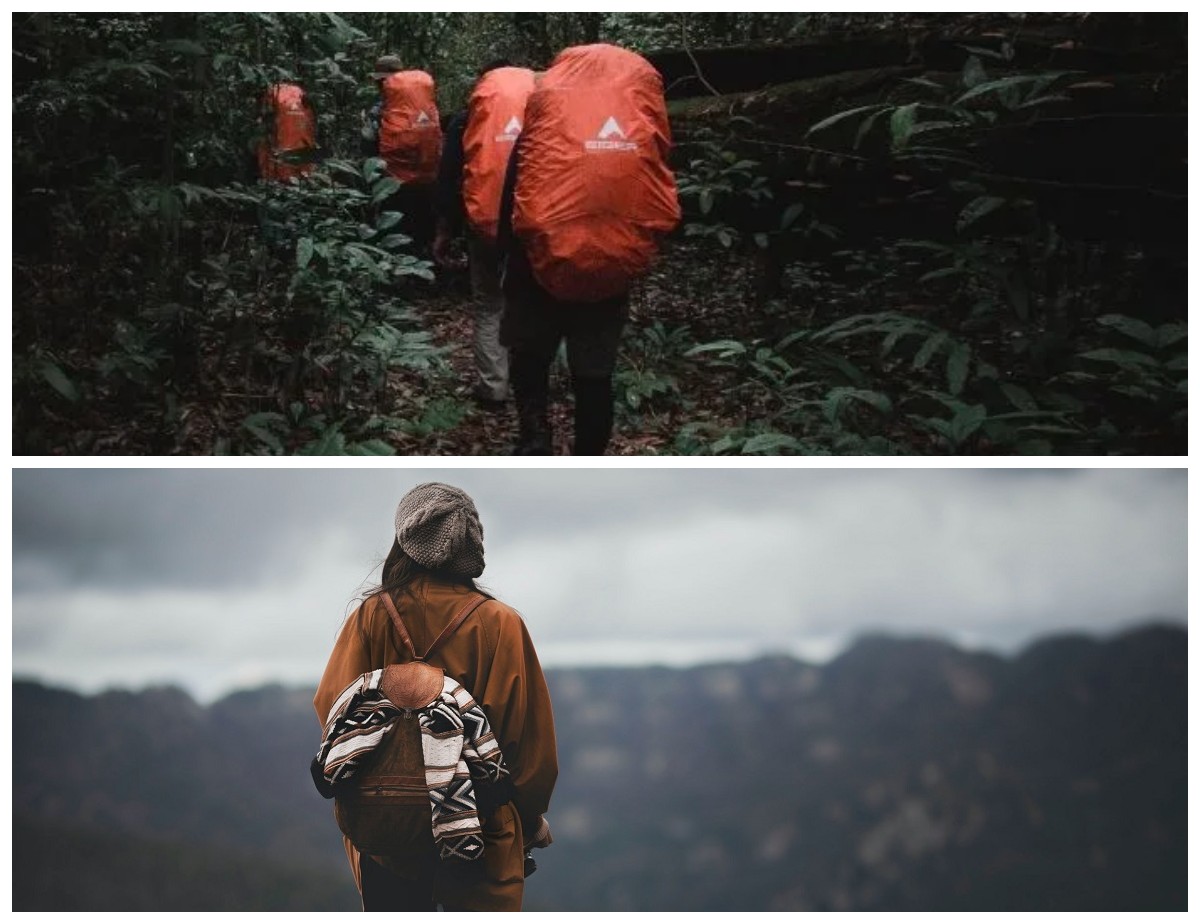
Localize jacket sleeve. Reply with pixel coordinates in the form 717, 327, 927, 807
482, 608, 559, 841
313, 605, 374, 726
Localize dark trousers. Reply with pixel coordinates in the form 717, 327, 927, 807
501, 250, 627, 455
360, 854, 437, 911
360, 853, 502, 912
385, 184, 435, 256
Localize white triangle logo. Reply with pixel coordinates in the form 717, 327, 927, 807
415, 110, 432, 125
502, 116, 523, 136
598, 116, 626, 139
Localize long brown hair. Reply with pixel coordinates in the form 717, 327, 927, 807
348, 540, 496, 648
356, 540, 490, 647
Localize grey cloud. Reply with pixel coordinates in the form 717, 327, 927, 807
12, 468, 1186, 703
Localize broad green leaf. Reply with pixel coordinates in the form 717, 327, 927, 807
775, 330, 810, 352
903, 77, 946, 91
371, 177, 402, 203
854, 106, 889, 148
889, 103, 918, 150
919, 266, 966, 284
41, 361, 79, 402
300, 427, 347, 455
958, 44, 1008, 62
1000, 383, 1038, 411
698, 188, 715, 215
362, 157, 388, 182
946, 342, 971, 395
954, 73, 1071, 107
948, 403, 987, 446
741, 433, 805, 455
962, 54, 988, 88
1078, 348, 1157, 367
806, 104, 888, 137
819, 354, 868, 387
1156, 322, 1187, 348
1016, 94, 1072, 109
824, 386, 892, 424
957, 196, 1007, 232
324, 12, 366, 39
1096, 314, 1161, 348
687, 340, 748, 358
779, 202, 805, 231
881, 327, 905, 358
243, 413, 286, 455
913, 332, 948, 370
909, 120, 967, 138
296, 236, 314, 268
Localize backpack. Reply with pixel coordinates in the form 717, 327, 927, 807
512, 44, 681, 302
378, 70, 442, 184
462, 66, 537, 240
320, 592, 491, 861
258, 83, 317, 182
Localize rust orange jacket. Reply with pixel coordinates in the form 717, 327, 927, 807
314, 576, 558, 907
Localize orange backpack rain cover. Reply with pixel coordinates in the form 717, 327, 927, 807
379, 70, 442, 184
258, 83, 317, 182
462, 67, 536, 240
512, 44, 681, 303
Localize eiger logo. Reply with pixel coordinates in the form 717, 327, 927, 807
414, 110, 433, 127
585, 116, 638, 152
598, 116, 626, 139
494, 115, 523, 143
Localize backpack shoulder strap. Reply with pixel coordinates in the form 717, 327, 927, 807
378, 592, 487, 662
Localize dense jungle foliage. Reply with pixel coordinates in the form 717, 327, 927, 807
12, 12, 1187, 455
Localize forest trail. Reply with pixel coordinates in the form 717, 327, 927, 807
405, 245, 719, 457
13, 13, 1186, 456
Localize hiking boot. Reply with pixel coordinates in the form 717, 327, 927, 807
512, 435, 553, 455
471, 386, 509, 412
512, 408, 553, 455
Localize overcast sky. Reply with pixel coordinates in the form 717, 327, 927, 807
11, 467, 1186, 703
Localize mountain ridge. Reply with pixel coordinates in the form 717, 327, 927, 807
12, 623, 1186, 911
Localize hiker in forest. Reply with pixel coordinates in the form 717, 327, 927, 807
496, 43, 680, 455
256, 81, 318, 182
362, 54, 442, 252
433, 59, 538, 410
312, 482, 557, 912
255, 81, 319, 247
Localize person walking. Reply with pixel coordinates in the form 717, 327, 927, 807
362, 54, 442, 252
433, 60, 537, 410
497, 44, 680, 455
313, 482, 557, 911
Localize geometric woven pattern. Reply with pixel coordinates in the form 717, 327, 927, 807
314, 668, 510, 862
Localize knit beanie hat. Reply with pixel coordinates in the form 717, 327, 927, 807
394, 482, 485, 578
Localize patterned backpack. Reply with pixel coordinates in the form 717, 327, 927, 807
311, 593, 513, 862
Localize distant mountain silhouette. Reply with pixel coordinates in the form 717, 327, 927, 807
11, 624, 1186, 911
